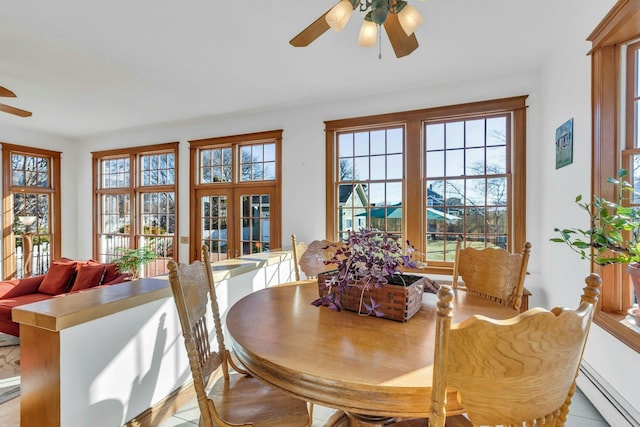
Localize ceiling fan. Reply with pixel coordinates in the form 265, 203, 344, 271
0, 86, 33, 118
290, 0, 425, 58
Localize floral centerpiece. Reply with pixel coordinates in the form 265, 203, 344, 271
311, 228, 434, 321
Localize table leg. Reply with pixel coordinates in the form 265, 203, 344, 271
345, 412, 396, 426
323, 409, 399, 427
324, 410, 348, 427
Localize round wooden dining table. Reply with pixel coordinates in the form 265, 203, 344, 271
226, 280, 518, 427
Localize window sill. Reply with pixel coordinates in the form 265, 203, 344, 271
594, 310, 640, 354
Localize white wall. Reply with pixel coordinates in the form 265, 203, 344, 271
60, 296, 186, 427
57, 256, 292, 427
76, 70, 541, 262
536, 0, 640, 423
537, 0, 610, 312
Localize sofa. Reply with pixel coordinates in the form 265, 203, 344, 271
0, 258, 129, 336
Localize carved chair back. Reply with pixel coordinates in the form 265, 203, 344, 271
452, 238, 532, 311
429, 274, 602, 427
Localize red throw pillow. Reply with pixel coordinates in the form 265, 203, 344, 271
88, 260, 120, 283
70, 263, 106, 292
102, 263, 120, 283
38, 262, 77, 295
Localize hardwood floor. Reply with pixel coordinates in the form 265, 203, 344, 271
0, 387, 610, 427
157, 387, 610, 427
0, 394, 19, 427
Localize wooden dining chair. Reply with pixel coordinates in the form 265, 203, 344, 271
393, 273, 602, 427
452, 237, 532, 312
292, 234, 339, 280
286, 234, 318, 420
291, 233, 310, 281
168, 245, 311, 427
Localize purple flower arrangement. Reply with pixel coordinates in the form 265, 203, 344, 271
311, 228, 418, 314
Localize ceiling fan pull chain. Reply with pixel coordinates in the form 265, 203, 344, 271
378, 24, 382, 59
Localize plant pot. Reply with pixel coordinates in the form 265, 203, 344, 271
316, 273, 434, 322
627, 263, 640, 306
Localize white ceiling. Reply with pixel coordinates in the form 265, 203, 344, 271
0, 0, 595, 139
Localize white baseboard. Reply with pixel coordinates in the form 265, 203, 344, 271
578, 361, 640, 427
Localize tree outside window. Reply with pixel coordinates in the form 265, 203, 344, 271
190, 130, 282, 263
2, 144, 61, 280
326, 97, 526, 274
93, 143, 178, 278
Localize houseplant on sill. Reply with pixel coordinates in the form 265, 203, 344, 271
113, 246, 158, 280
312, 228, 437, 322
551, 168, 640, 319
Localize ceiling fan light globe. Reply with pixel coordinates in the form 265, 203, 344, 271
18, 216, 37, 227
326, 0, 354, 32
358, 20, 378, 47
398, 4, 423, 35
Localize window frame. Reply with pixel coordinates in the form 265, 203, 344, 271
333, 124, 407, 241
189, 130, 282, 262
1, 143, 62, 279
423, 113, 512, 265
325, 96, 527, 275
588, 0, 640, 353
92, 142, 179, 274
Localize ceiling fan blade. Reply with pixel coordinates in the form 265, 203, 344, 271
0, 103, 32, 117
289, 6, 334, 47
0, 86, 17, 98
383, 13, 419, 58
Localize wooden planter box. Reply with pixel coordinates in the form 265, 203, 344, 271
317, 273, 430, 322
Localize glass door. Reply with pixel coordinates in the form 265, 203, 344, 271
197, 186, 276, 262
199, 190, 234, 262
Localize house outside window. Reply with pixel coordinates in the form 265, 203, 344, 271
189, 130, 282, 263
2, 144, 62, 279
336, 127, 397, 239
93, 143, 177, 277
325, 96, 527, 274
588, 0, 640, 352
424, 115, 510, 261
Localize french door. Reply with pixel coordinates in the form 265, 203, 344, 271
196, 186, 278, 262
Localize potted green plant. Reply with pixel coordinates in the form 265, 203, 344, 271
551, 169, 640, 314
312, 228, 437, 321
112, 246, 158, 280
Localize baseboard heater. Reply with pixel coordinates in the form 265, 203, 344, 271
578, 360, 640, 427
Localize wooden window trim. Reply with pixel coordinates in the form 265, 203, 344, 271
189, 130, 282, 262
588, 0, 640, 353
325, 97, 527, 276
1, 143, 62, 279
626, 41, 640, 150
91, 142, 178, 158
92, 142, 179, 262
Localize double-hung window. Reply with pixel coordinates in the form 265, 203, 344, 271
2, 144, 61, 279
326, 97, 527, 274
623, 40, 640, 306
93, 143, 177, 277
589, 0, 640, 351
334, 126, 405, 240
424, 115, 511, 261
